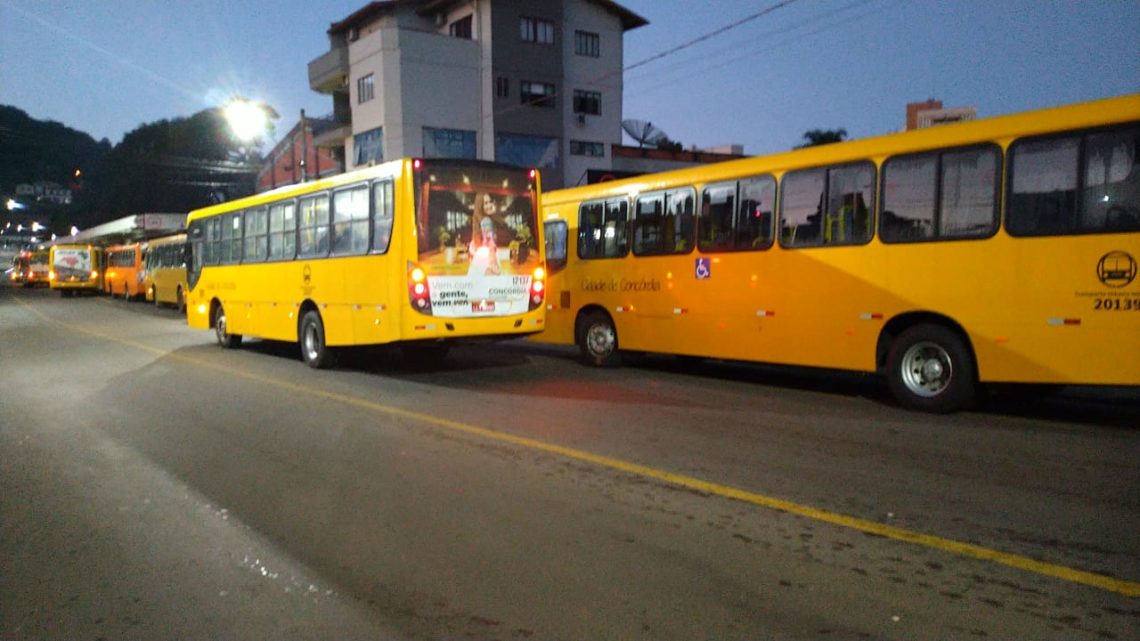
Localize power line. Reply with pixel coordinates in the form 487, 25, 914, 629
489, 0, 803, 122
623, 0, 803, 74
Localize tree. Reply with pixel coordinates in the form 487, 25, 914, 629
97, 109, 261, 218
795, 128, 848, 149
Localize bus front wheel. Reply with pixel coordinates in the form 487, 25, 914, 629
886, 324, 976, 413
213, 303, 242, 349
300, 310, 336, 369
578, 310, 621, 368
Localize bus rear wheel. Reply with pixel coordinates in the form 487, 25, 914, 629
300, 310, 336, 369
886, 324, 975, 413
578, 310, 621, 368
213, 303, 242, 349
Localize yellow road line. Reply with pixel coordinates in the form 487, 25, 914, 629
11, 291, 1140, 597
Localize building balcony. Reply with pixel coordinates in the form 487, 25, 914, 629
312, 123, 352, 150
308, 46, 349, 94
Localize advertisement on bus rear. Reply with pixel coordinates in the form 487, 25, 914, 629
416, 164, 540, 318
53, 247, 92, 281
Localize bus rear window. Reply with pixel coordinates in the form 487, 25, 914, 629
416, 163, 538, 260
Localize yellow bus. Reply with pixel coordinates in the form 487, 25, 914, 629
185, 158, 546, 368
534, 94, 1140, 412
104, 242, 146, 300
142, 233, 188, 311
49, 244, 103, 296
13, 249, 50, 287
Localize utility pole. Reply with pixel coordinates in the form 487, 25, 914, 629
300, 109, 309, 183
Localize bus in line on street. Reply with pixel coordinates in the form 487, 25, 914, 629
104, 242, 146, 300
49, 244, 103, 296
185, 158, 546, 368
142, 233, 188, 311
12, 249, 50, 287
533, 94, 1140, 412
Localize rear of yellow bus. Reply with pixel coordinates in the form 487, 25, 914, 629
24, 250, 50, 286
49, 244, 102, 296
400, 160, 547, 344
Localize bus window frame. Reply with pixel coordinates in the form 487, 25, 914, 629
268, 199, 298, 263
243, 206, 269, 262
632, 186, 697, 257
698, 174, 777, 253
879, 143, 1001, 244
371, 179, 395, 255
778, 160, 877, 249
297, 192, 331, 259
331, 182, 371, 257
577, 196, 630, 260
544, 219, 568, 273
1005, 122, 1140, 238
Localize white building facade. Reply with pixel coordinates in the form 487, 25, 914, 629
308, 0, 647, 189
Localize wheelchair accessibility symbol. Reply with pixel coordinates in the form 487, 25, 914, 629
695, 257, 711, 280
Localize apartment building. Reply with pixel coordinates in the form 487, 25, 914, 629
307, 0, 647, 189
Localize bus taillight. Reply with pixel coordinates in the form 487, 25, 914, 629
408, 262, 432, 315
529, 265, 546, 310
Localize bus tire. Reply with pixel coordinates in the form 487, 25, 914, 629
300, 310, 336, 369
213, 303, 242, 349
578, 310, 621, 368
153, 286, 161, 307
886, 324, 976, 413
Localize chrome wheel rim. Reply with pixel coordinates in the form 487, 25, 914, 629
215, 310, 227, 343
586, 323, 615, 358
303, 323, 320, 362
900, 341, 952, 397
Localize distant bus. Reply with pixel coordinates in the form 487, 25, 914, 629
13, 249, 50, 287
104, 242, 146, 300
49, 244, 103, 296
534, 94, 1140, 412
142, 233, 188, 311
185, 158, 546, 368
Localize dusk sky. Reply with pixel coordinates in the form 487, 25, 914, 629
1, 0, 1137, 156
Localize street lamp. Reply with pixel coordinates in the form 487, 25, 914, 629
223, 98, 277, 143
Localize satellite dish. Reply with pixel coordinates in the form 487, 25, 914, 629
622, 119, 669, 148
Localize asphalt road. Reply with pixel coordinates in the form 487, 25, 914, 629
2, 284, 1138, 640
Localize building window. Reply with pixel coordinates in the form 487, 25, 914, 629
573, 90, 601, 115
353, 127, 383, 167
423, 127, 476, 159
357, 73, 374, 104
570, 140, 605, 157
574, 30, 600, 57
520, 17, 554, 44
520, 81, 555, 108
449, 15, 472, 39
496, 76, 509, 98
496, 133, 559, 169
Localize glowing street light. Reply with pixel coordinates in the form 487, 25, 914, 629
223, 98, 276, 143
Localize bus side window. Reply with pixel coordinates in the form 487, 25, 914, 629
1007, 136, 1079, 236
544, 220, 567, 272
372, 180, 394, 254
